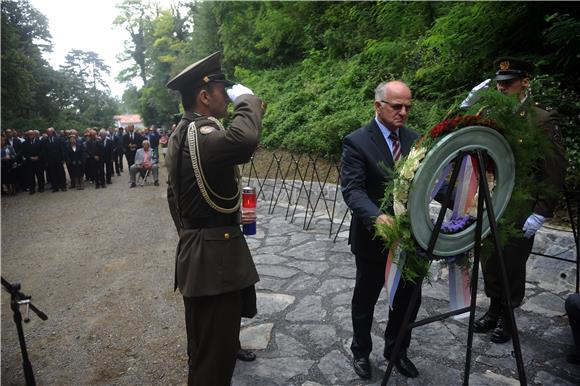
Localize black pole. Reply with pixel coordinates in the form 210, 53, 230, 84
382, 152, 466, 385
463, 155, 485, 385
475, 149, 527, 385
1, 277, 42, 386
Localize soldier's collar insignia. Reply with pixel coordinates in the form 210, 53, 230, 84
199, 126, 216, 135
499, 60, 510, 71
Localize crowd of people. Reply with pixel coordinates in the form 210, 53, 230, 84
1, 124, 172, 195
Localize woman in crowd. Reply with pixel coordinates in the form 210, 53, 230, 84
1, 134, 18, 195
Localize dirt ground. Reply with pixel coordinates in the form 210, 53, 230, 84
1, 160, 190, 385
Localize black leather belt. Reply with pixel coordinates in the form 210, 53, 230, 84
181, 214, 240, 229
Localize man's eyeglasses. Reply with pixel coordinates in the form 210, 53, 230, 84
380, 100, 412, 111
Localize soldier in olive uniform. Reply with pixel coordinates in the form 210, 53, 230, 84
165, 52, 265, 385
470, 57, 567, 343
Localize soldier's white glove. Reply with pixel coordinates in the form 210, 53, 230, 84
522, 213, 545, 239
227, 84, 254, 102
460, 78, 491, 109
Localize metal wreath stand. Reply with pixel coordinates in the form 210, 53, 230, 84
1, 277, 48, 386
381, 126, 527, 385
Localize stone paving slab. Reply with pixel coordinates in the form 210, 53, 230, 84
232, 199, 580, 385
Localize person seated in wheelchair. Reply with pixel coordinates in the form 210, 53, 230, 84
129, 140, 159, 187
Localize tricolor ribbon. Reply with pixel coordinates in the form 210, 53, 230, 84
385, 242, 405, 309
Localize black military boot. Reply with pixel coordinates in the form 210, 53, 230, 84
473, 298, 500, 333
490, 307, 513, 343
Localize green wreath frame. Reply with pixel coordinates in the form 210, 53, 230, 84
408, 126, 515, 256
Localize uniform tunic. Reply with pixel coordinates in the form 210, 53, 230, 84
482, 101, 567, 307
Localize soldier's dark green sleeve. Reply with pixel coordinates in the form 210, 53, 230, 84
201, 95, 264, 167
533, 108, 567, 217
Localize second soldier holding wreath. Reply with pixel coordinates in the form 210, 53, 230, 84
165, 52, 266, 386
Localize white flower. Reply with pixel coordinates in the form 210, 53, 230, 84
394, 200, 407, 216
393, 178, 409, 203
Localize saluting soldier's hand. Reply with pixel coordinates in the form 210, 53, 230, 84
227, 84, 254, 102
241, 210, 257, 225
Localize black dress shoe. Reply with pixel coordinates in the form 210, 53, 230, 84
352, 356, 372, 379
236, 349, 256, 362
490, 316, 512, 343
473, 311, 499, 333
384, 352, 419, 378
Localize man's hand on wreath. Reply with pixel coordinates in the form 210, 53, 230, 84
375, 213, 395, 227
522, 213, 545, 239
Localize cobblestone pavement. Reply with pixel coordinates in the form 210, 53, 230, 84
1, 169, 579, 385
233, 202, 580, 386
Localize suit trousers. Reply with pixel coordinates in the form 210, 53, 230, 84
183, 290, 243, 386
26, 161, 45, 191
114, 151, 124, 173
47, 160, 66, 190
482, 233, 535, 308
351, 254, 422, 359
105, 160, 113, 183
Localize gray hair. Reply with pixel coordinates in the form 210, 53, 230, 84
374, 82, 388, 102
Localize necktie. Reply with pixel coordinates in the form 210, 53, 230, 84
389, 132, 401, 162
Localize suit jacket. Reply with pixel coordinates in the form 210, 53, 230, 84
65, 143, 85, 165
101, 137, 114, 162
341, 119, 419, 260
122, 132, 143, 154
134, 148, 157, 166
42, 136, 65, 163
166, 94, 263, 297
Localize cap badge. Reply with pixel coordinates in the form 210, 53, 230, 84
203, 75, 209, 83
499, 60, 510, 71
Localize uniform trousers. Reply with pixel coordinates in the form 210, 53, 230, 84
183, 289, 243, 386
351, 254, 422, 359
482, 233, 535, 308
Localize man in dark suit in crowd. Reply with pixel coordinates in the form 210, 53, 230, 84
21, 130, 45, 194
113, 127, 124, 175
123, 124, 142, 170
165, 51, 265, 386
100, 129, 114, 184
341, 80, 421, 380
42, 127, 67, 192
85, 129, 105, 189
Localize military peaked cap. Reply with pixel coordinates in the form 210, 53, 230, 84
166, 51, 234, 91
493, 57, 535, 81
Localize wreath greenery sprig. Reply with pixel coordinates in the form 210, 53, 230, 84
375, 90, 553, 283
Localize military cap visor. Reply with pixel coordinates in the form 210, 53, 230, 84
166, 51, 234, 91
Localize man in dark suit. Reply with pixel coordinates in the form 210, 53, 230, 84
100, 129, 114, 184
21, 130, 45, 194
122, 124, 142, 170
113, 127, 124, 175
165, 51, 264, 386
341, 80, 421, 379
42, 127, 67, 192
85, 130, 106, 189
